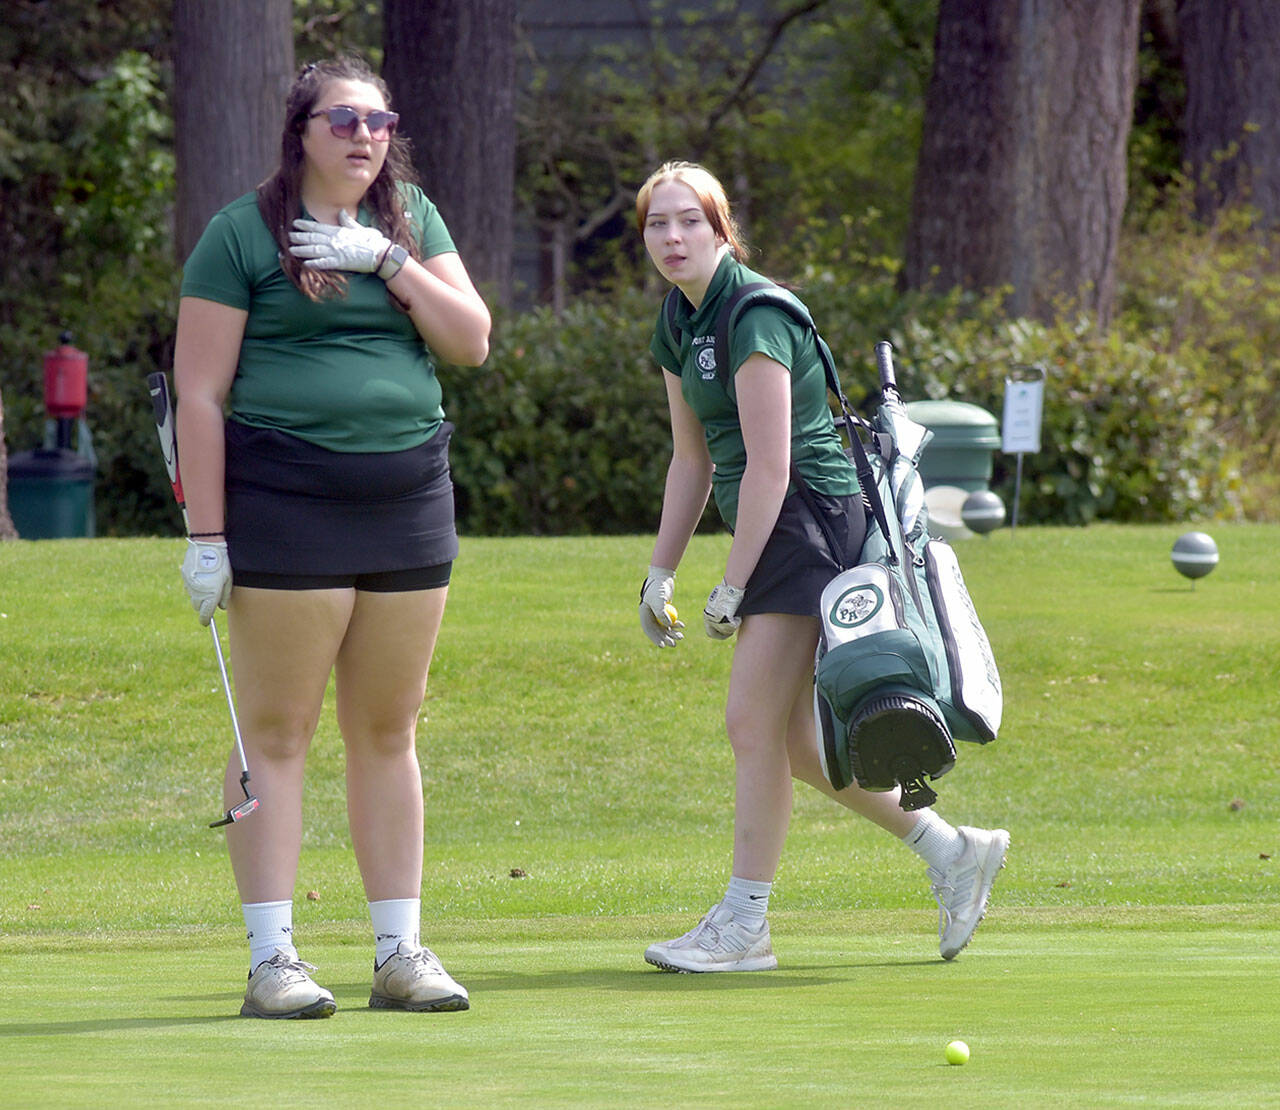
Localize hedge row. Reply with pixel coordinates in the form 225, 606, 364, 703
2, 275, 1245, 538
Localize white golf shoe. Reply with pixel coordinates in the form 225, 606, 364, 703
241, 950, 336, 1019
644, 901, 778, 973
929, 825, 1010, 959
370, 941, 470, 1011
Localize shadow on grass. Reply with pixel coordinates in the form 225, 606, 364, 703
0, 1014, 240, 1037
333, 956, 942, 996
0, 956, 949, 1036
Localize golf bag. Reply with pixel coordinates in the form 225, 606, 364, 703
812, 342, 1002, 810
662, 284, 1001, 810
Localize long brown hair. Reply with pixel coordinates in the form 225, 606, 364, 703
256, 56, 422, 301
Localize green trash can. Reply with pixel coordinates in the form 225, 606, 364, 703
7, 448, 96, 538
906, 400, 1000, 493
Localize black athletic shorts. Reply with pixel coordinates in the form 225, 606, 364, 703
737, 487, 868, 618
224, 420, 458, 592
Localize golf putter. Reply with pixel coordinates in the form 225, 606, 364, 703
146, 371, 260, 828
207, 614, 260, 827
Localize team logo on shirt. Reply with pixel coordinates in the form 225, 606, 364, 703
695, 340, 717, 378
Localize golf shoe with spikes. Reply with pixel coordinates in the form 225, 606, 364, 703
370, 941, 470, 1011
644, 901, 777, 973
930, 825, 1010, 959
241, 950, 336, 1019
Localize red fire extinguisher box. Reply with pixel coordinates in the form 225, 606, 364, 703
43, 336, 89, 420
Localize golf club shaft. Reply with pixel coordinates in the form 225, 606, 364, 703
209, 616, 250, 777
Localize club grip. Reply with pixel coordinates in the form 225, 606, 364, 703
147, 371, 186, 524
874, 341, 898, 392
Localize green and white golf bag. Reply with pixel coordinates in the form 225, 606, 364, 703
813, 343, 1002, 810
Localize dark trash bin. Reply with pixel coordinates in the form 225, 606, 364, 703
7, 447, 96, 539
905, 400, 1001, 493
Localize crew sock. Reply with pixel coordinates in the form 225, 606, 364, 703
722, 875, 772, 927
370, 898, 421, 966
902, 810, 964, 871
243, 900, 297, 974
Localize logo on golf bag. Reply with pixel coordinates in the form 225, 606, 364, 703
830, 583, 883, 628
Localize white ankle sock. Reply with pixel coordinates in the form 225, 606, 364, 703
902, 810, 964, 870
722, 875, 772, 925
369, 898, 421, 965
243, 900, 297, 973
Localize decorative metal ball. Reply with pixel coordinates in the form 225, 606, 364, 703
961, 490, 1006, 534
1171, 531, 1219, 580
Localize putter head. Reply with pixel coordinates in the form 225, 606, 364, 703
209, 775, 261, 828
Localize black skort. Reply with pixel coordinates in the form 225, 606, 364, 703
738, 488, 868, 618
224, 420, 458, 590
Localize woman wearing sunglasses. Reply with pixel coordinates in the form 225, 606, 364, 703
173, 56, 490, 1019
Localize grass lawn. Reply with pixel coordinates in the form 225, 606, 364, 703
1, 525, 1278, 1106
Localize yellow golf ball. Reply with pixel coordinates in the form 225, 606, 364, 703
663, 604, 679, 625
945, 1040, 970, 1066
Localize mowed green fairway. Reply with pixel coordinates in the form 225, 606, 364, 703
2, 526, 1278, 1107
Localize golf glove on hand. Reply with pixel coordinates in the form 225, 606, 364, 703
288, 209, 404, 279
639, 565, 684, 648
182, 539, 232, 627
703, 579, 745, 640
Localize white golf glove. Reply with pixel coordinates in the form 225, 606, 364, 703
182, 539, 232, 626
639, 565, 684, 648
288, 209, 404, 278
703, 579, 745, 640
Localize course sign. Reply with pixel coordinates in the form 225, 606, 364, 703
1002, 366, 1045, 454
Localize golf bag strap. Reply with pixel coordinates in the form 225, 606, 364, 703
660, 287, 687, 363
789, 462, 861, 573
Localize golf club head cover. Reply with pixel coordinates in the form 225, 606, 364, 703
182, 539, 232, 626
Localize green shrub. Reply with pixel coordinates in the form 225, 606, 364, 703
892, 307, 1233, 524
1117, 193, 1280, 520
444, 289, 682, 535
754, 277, 1237, 527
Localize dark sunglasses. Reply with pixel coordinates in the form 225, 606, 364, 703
307, 105, 399, 141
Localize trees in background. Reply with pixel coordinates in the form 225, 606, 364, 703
902, 0, 1143, 326
172, 0, 294, 260
383, 0, 517, 306
1177, 0, 1280, 225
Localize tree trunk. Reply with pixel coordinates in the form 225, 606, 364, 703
903, 0, 1142, 326
0, 398, 17, 540
383, 0, 517, 308
173, 0, 294, 261
1177, 0, 1280, 224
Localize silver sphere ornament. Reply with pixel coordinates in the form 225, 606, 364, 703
1171, 531, 1219, 583
961, 490, 1006, 535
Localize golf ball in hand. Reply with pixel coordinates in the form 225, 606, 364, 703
945, 1040, 970, 1065
663, 604, 679, 625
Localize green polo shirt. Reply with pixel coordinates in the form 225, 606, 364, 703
180, 184, 456, 453
649, 255, 858, 528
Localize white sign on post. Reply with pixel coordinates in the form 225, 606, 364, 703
1002, 373, 1045, 454
1002, 367, 1045, 532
